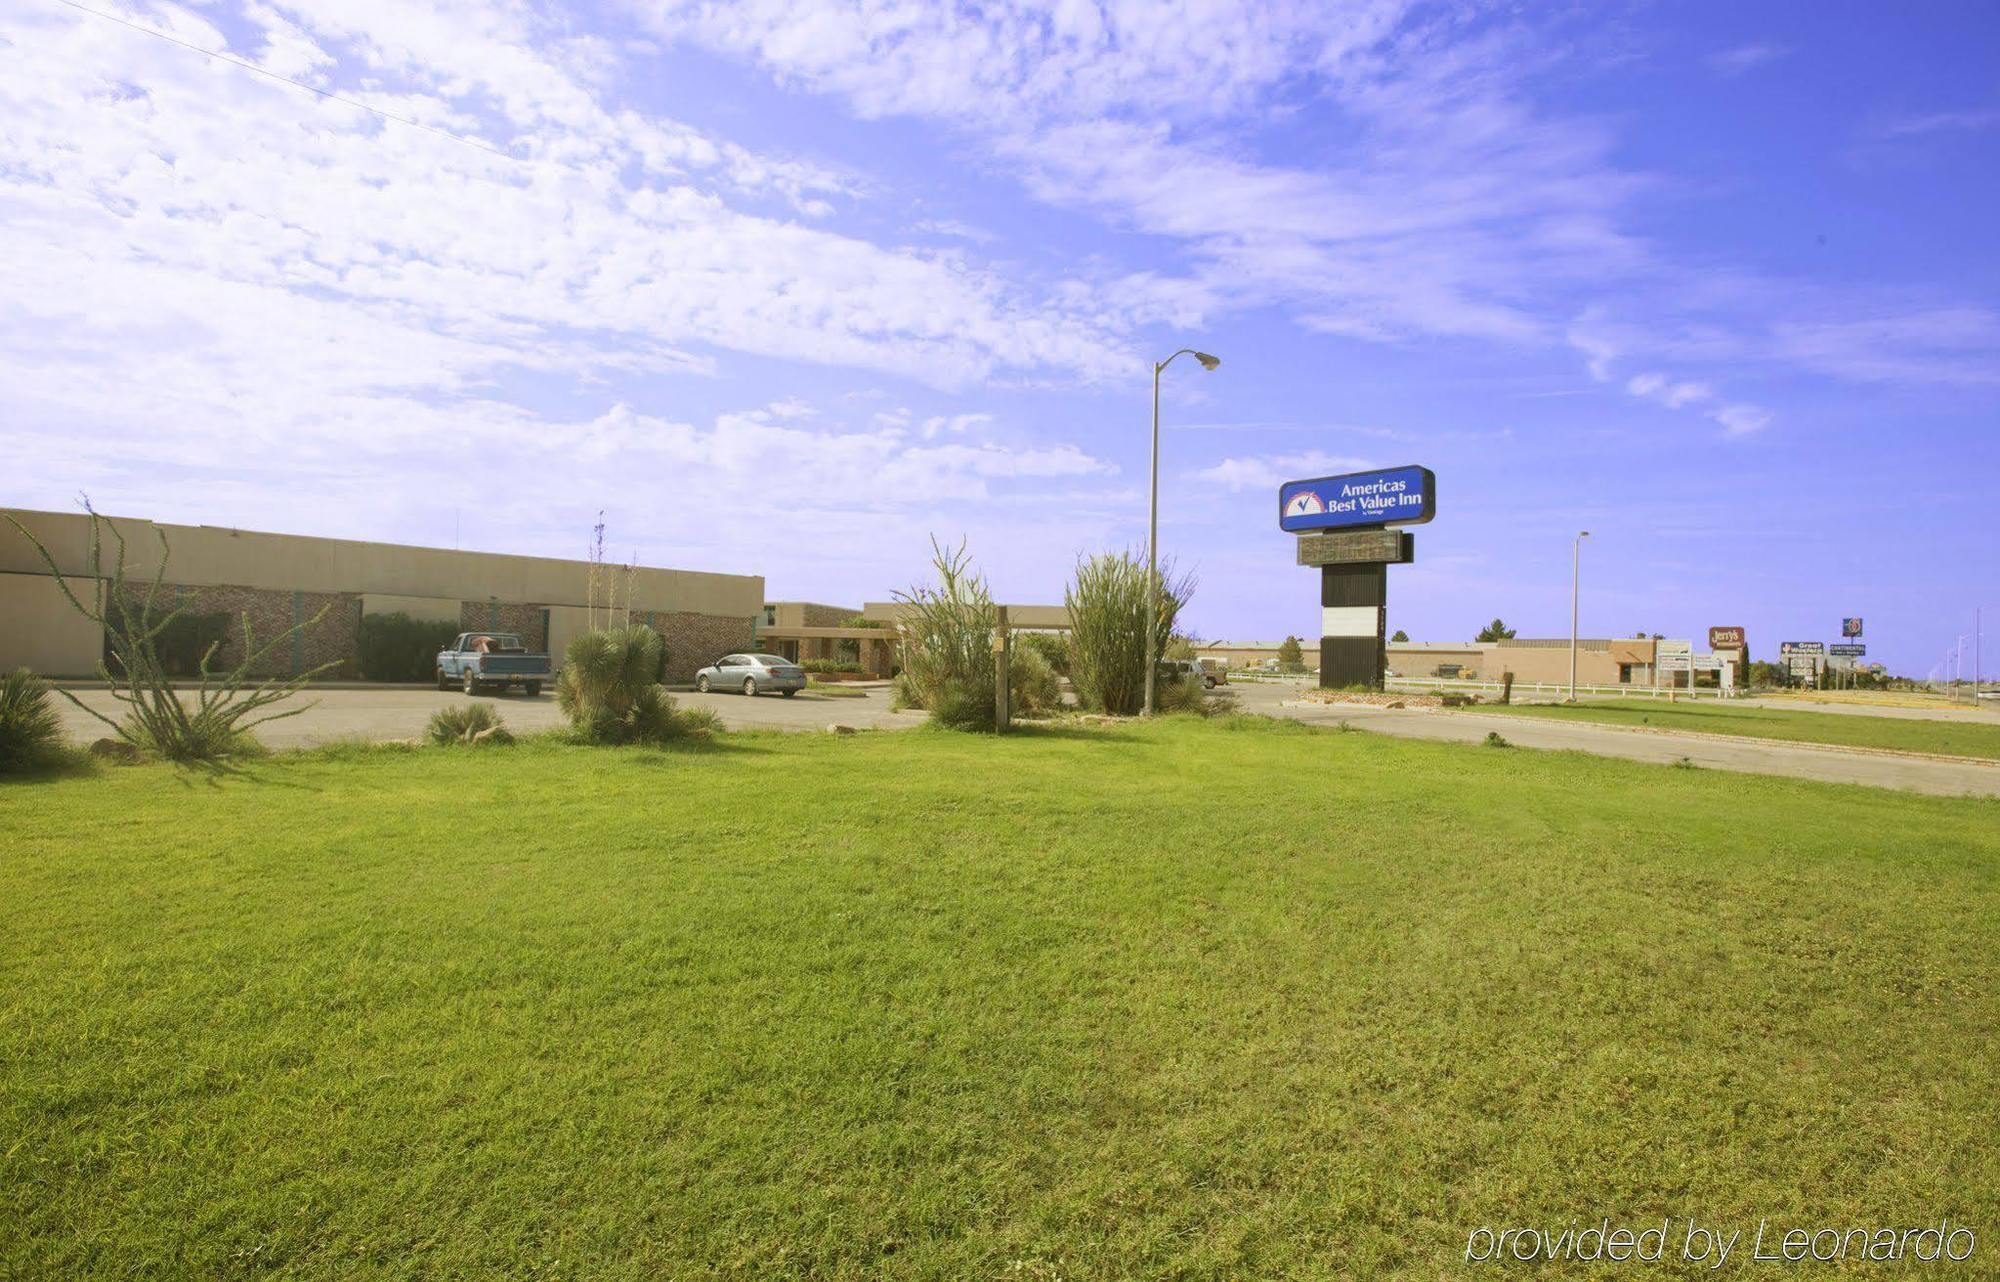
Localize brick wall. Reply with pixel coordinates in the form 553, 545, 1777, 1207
798, 603, 855, 628
121, 583, 362, 678
459, 602, 547, 651
633, 609, 756, 683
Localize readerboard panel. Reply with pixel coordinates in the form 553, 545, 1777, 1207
1279, 465, 1435, 533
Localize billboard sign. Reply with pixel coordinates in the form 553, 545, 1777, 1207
1830, 643, 1866, 657
1295, 528, 1412, 566
1780, 641, 1825, 655
1279, 465, 1436, 533
1842, 617, 1863, 638
1708, 626, 1746, 649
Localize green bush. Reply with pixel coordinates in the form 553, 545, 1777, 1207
1065, 550, 1192, 716
428, 702, 512, 746
1015, 631, 1071, 678
359, 612, 464, 683
892, 540, 999, 732
0, 669, 71, 774
800, 658, 863, 675
149, 611, 231, 678
1008, 645, 1062, 717
558, 627, 714, 745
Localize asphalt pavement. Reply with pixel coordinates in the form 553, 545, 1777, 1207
1224, 681, 2000, 798
53, 683, 921, 749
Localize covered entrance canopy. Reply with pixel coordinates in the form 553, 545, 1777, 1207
757, 625, 896, 677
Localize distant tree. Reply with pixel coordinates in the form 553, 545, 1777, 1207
1391, 629, 1409, 643
1475, 618, 1516, 642
1276, 635, 1305, 672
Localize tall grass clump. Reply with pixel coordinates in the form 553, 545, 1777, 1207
1065, 550, 1193, 716
4, 503, 333, 764
557, 625, 712, 745
892, 539, 999, 731
427, 702, 513, 746
0, 669, 73, 774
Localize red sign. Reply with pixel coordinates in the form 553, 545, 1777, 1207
1709, 626, 1746, 649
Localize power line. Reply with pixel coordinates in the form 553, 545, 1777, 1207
53, 0, 522, 162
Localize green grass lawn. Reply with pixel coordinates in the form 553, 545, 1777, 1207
1476, 697, 2000, 759
4, 720, 1997, 1278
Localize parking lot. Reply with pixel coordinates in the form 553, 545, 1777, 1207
54, 683, 922, 749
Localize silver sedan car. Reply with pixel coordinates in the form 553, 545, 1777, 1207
694, 653, 807, 697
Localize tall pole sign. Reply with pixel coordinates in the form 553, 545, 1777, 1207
1279, 465, 1435, 689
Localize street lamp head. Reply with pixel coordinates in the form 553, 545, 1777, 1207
1194, 351, 1221, 371
1579, 530, 1591, 539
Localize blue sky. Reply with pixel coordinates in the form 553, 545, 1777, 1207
3, 1, 1996, 675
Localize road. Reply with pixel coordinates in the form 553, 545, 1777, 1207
54, 683, 922, 749
1225, 682, 2000, 798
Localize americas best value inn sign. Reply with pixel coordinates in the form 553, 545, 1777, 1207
1279, 464, 1436, 532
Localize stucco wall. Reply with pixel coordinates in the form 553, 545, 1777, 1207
1, 508, 762, 618
0, 573, 103, 676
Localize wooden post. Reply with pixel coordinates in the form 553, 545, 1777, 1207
993, 605, 1010, 733
1500, 671, 1514, 705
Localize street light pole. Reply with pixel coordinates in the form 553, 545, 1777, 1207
1143, 348, 1220, 716
1569, 531, 1590, 702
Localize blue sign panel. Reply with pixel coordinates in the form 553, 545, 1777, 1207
1842, 617, 1863, 638
1278, 465, 1435, 532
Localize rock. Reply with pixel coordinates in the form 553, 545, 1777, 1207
471, 726, 513, 745
826, 723, 857, 735
90, 738, 140, 763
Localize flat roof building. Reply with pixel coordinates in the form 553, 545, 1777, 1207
1, 507, 763, 682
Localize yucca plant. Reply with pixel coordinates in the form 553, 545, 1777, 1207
427, 702, 512, 746
0, 668, 68, 774
558, 625, 710, 744
4, 503, 335, 764
1065, 549, 1193, 716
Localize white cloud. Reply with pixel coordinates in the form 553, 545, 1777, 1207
1193, 451, 1373, 493
1772, 308, 2000, 386
641, 2, 1649, 348
1706, 44, 1789, 77
918, 412, 992, 439
1709, 403, 1771, 436
1871, 108, 2000, 138
1625, 372, 1711, 409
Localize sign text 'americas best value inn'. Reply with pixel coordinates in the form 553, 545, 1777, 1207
1278, 465, 1437, 533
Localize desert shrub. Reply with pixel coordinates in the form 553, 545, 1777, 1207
0, 669, 72, 774
1065, 550, 1193, 716
5, 504, 331, 764
1156, 673, 1234, 717
892, 540, 999, 732
428, 702, 512, 746
360, 612, 463, 683
558, 626, 713, 745
1015, 631, 1071, 678
1008, 645, 1062, 717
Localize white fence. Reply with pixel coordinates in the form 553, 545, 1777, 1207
1385, 675, 1732, 701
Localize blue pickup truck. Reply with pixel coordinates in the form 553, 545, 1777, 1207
436, 632, 553, 696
